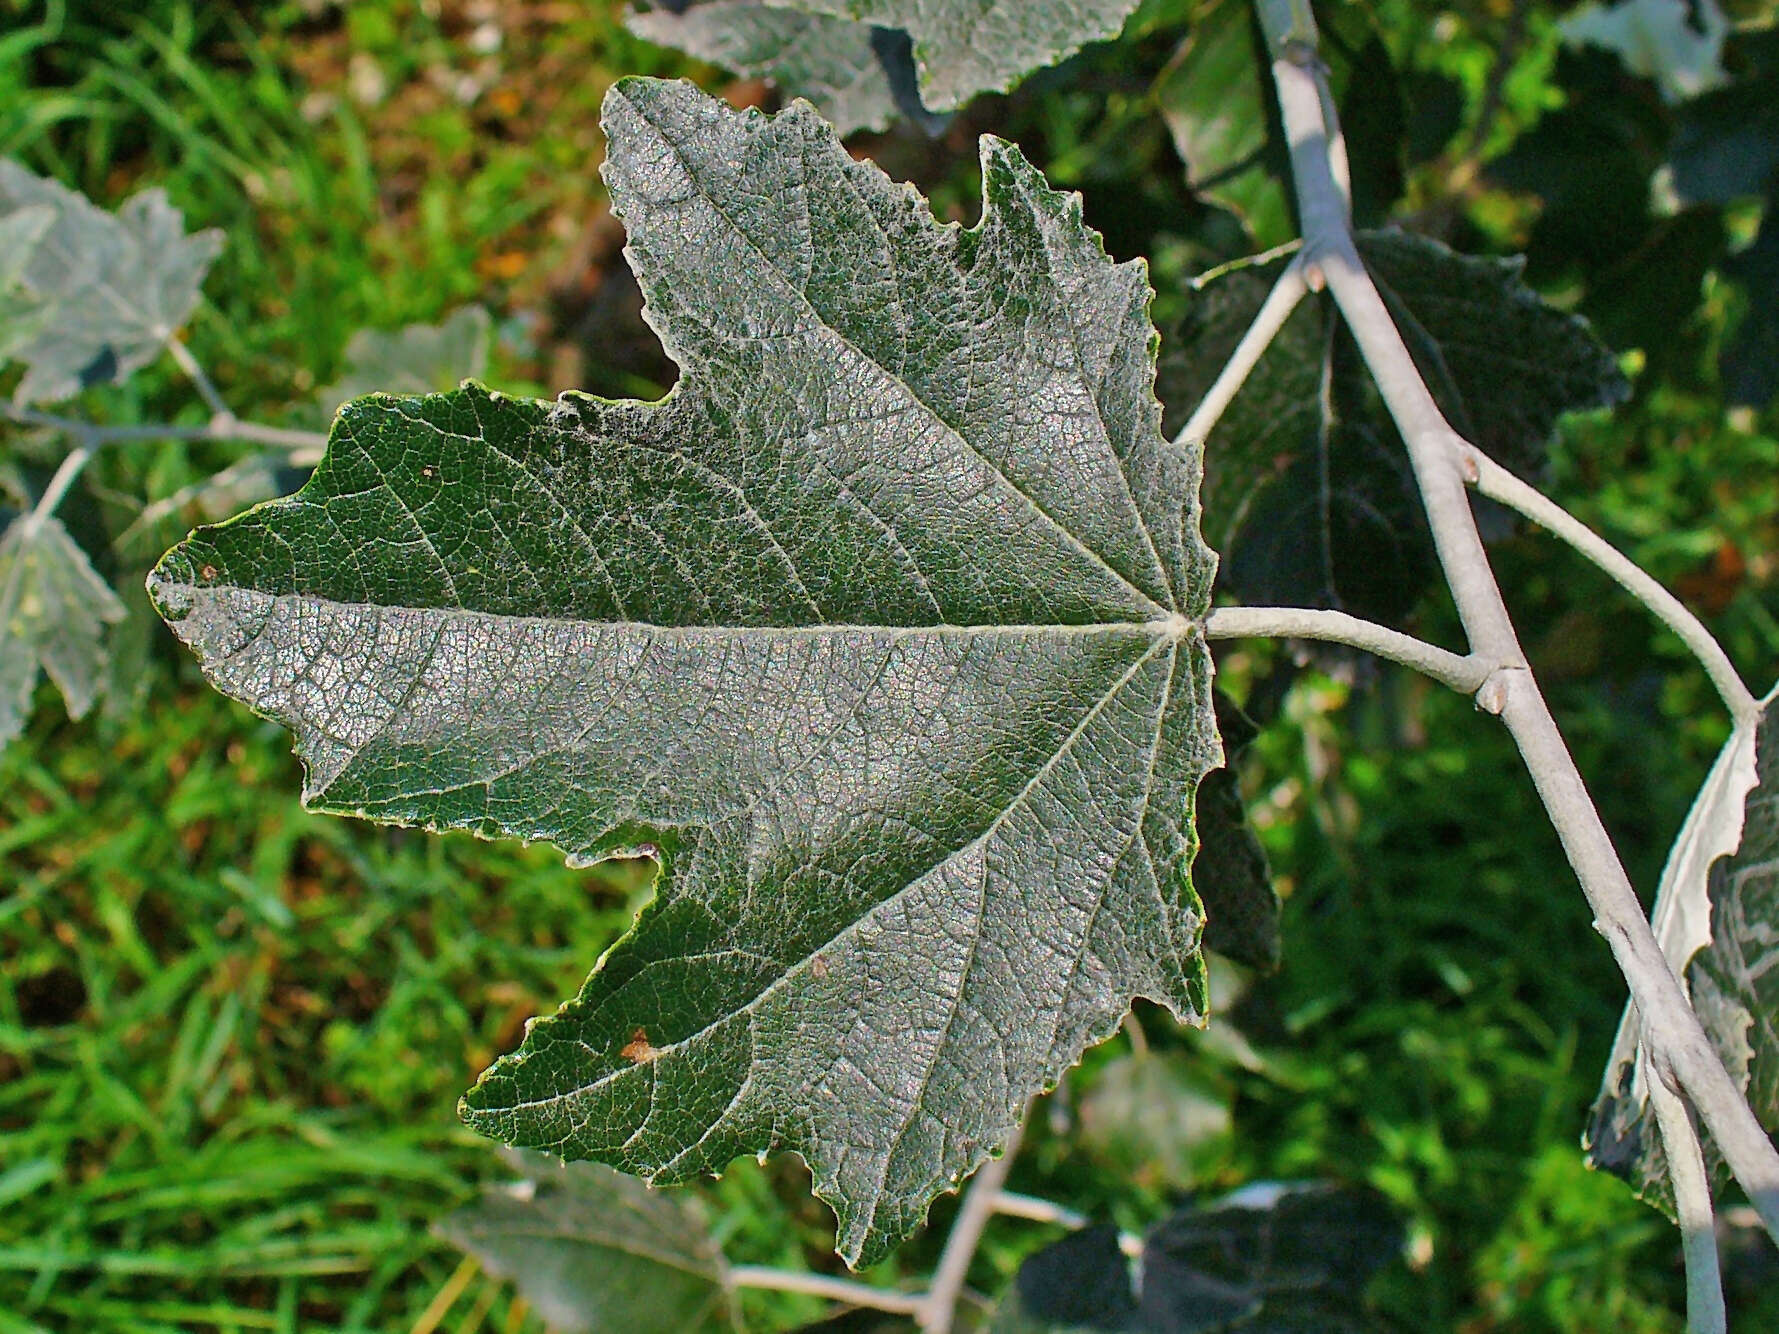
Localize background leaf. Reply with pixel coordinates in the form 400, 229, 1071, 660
434, 1150, 739, 1333
1591, 687, 1779, 1205
0, 513, 126, 747
315, 304, 492, 418
627, 1, 902, 136
0, 160, 222, 403
764, 0, 1144, 111
150, 78, 1221, 1269
990, 1184, 1402, 1332
1158, 231, 1627, 620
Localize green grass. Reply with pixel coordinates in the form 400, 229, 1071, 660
5, 1, 1779, 1329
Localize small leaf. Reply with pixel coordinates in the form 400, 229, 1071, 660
628, 1, 901, 136
316, 305, 492, 418
435, 1151, 739, 1333
1559, 0, 1730, 104
0, 161, 223, 404
1158, 232, 1628, 619
1155, 0, 1291, 245
0, 513, 127, 747
1590, 686, 1779, 1206
991, 1184, 1401, 1333
764, 0, 1144, 111
1077, 1049, 1230, 1192
151, 78, 1221, 1268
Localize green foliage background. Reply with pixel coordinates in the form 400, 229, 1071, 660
3, 0, 1778, 1330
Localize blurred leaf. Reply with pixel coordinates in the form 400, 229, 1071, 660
152, 79, 1221, 1270
0, 512, 126, 747
1559, 0, 1730, 103
0, 204, 54, 359
316, 305, 491, 417
1669, 29, 1779, 204
628, 2, 902, 136
1722, 201, 1779, 406
1363, 231, 1630, 474
0, 160, 223, 404
1591, 687, 1779, 1207
434, 1151, 739, 1333
991, 1185, 1401, 1332
765, 0, 1143, 111
1077, 1050, 1230, 1191
991, 1225, 1137, 1333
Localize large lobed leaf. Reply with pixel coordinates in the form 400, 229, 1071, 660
1590, 686, 1779, 1205
150, 77, 1220, 1267
0, 160, 222, 404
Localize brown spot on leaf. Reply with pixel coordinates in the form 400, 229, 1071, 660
810, 955, 830, 980
621, 1027, 660, 1064
199, 564, 218, 582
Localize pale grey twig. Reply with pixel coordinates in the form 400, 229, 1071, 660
1205, 605, 1490, 693
165, 335, 234, 422
2, 401, 325, 452
1261, 7, 1779, 1252
1173, 256, 1309, 449
1464, 447, 1758, 727
728, 1266, 925, 1316
918, 1116, 1026, 1333
1648, 1058, 1729, 1334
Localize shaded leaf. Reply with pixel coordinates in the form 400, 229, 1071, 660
316, 305, 492, 418
628, 1, 901, 136
150, 79, 1220, 1268
1590, 687, 1779, 1206
991, 1225, 1137, 1333
1669, 29, 1779, 205
1721, 200, 1779, 407
991, 1184, 1401, 1333
1192, 692, 1277, 970
0, 513, 126, 746
765, 0, 1143, 111
0, 160, 222, 404
1158, 231, 1627, 618
434, 1151, 738, 1333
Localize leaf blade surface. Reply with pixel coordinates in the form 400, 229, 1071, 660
149, 78, 1220, 1267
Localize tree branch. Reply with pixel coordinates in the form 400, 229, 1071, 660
2, 401, 326, 454
1173, 256, 1310, 448
30, 444, 94, 522
918, 1116, 1026, 1334
1464, 448, 1758, 727
1204, 605, 1490, 692
1259, 13, 1779, 1246
729, 1266, 925, 1316
165, 336, 234, 422
1648, 1061, 1729, 1334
